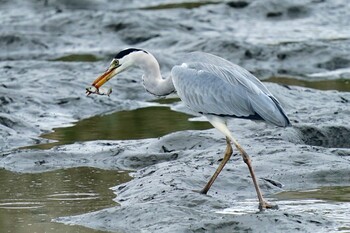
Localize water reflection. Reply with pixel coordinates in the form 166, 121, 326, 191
0, 167, 131, 233
31, 106, 211, 150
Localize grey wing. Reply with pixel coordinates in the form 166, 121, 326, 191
171, 62, 290, 127
181, 51, 272, 95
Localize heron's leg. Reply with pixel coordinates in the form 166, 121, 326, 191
200, 137, 233, 194
205, 115, 277, 211
230, 138, 278, 211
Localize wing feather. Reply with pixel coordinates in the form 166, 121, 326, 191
181, 51, 272, 95
172, 52, 290, 127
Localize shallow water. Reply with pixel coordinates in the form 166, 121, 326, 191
51, 54, 101, 62
28, 106, 211, 150
265, 77, 350, 92
141, 1, 219, 10
5, 106, 211, 231
275, 186, 350, 202
0, 167, 130, 233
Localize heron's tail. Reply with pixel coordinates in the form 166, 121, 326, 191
250, 95, 291, 127
269, 96, 291, 127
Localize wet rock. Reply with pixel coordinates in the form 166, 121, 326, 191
293, 125, 350, 148
317, 57, 350, 71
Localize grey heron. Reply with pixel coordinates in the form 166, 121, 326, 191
87, 48, 291, 211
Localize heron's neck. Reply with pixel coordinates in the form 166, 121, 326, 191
137, 53, 175, 96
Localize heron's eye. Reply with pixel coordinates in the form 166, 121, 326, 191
111, 59, 119, 67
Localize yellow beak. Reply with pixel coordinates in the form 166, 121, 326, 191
92, 66, 117, 88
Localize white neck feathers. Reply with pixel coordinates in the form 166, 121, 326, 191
134, 52, 175, 96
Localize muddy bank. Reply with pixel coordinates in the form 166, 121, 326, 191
2, 84, 350, 232
1, 0, 350, 232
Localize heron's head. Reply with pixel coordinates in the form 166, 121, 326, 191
91, 48, 148, 88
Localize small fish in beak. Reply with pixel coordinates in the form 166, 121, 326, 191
86, 86, 112, 96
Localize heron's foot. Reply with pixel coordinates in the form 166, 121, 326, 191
259, 200, 278, 211
199, 189, 208, 195
192, 189, 209, 195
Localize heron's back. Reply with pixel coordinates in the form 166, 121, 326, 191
171, 53, 290, 127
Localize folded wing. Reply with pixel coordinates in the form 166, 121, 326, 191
171, 52, 290, 127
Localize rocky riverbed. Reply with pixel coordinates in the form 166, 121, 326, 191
0, 0, 350, 232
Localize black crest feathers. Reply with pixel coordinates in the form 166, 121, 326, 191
114, 48, 148, 59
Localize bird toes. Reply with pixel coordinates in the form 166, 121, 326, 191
259, 201, 279, 212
